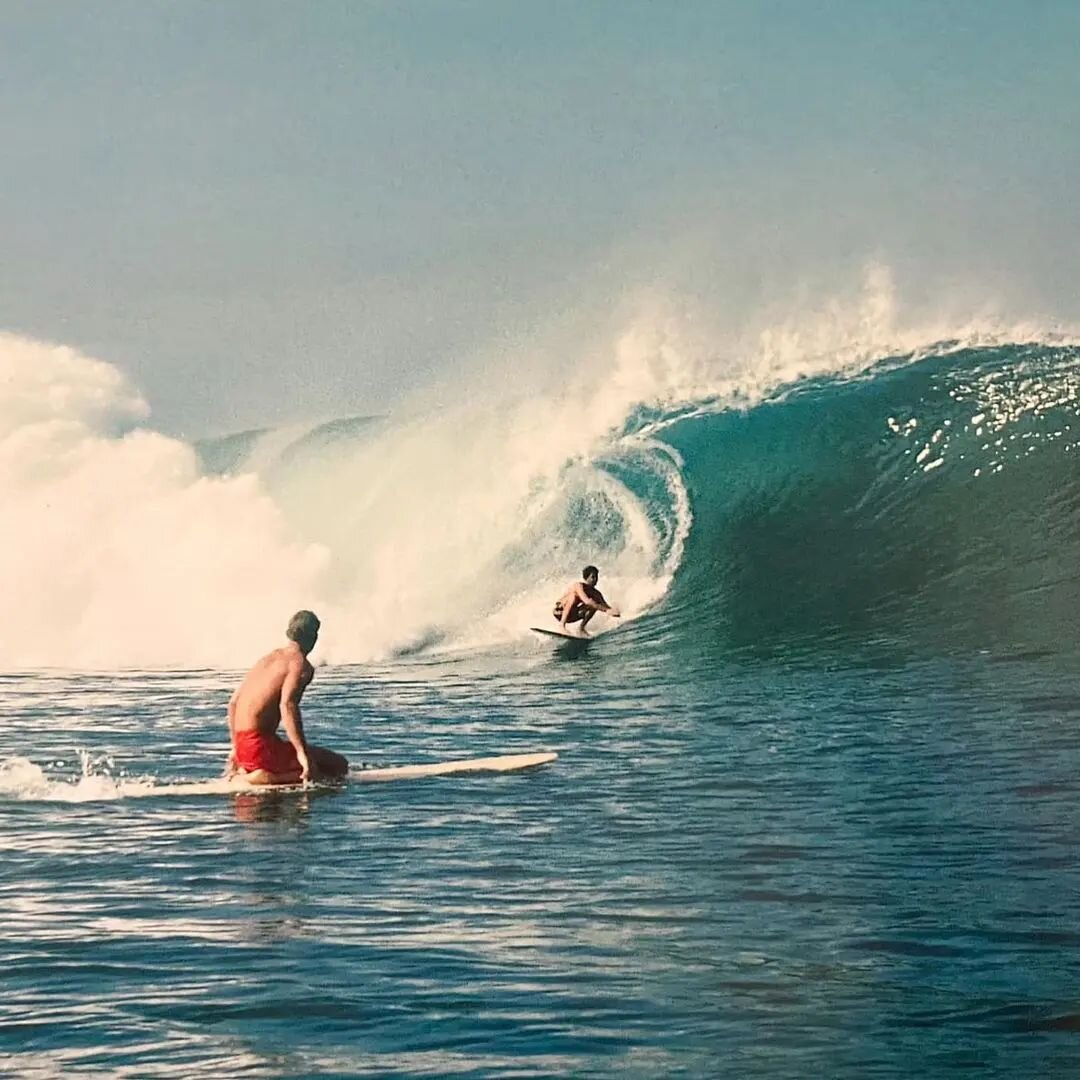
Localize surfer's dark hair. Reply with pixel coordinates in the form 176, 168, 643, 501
286, 610, 320, 645
583, 565, 599, 580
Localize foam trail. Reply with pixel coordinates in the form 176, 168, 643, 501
0, 754, 238, 802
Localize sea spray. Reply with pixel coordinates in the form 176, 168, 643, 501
0, 333, 331, 670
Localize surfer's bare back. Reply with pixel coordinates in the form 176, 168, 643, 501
225, 610, 348, 785
552, 565, 620, 636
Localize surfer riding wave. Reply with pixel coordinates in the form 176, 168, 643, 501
553, 565, 620, 636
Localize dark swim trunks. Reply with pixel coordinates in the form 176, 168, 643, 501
553, 598, 587, 622
234, 729, 300, 774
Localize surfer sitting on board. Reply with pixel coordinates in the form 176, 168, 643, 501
553, 565, 620, 636
225, 610, 348, 786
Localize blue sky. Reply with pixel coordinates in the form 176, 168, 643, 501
3, 1, 1079, 434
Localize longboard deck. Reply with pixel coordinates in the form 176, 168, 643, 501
355, 750, 557, 783
228, 751, 558, 791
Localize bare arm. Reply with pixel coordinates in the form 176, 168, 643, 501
224, 690, 239, 774
578, 583, 620, 616
279, 656, 312, 780
597, 588, 620, 617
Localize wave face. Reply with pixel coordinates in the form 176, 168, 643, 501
4, 314, 1079, 669
656, 342, 1080, 660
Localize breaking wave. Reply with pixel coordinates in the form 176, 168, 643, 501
4, 267, 1078, 668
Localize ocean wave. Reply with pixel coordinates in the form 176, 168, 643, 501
656, 342, 1080, 659
4, 270, 1078, 668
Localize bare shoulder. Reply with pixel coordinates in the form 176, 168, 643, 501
254, 647, 286, 671
280, 648, 315, 685
281, 647, 305, 674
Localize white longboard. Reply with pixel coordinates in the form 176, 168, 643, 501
227, 750, 558, 791
529, 626, 591, 642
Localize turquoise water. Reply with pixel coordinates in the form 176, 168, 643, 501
6, 342, 1080, 1076
4, 647, 1080, 1077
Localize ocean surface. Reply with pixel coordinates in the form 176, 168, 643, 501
4, 338, 1080, 1077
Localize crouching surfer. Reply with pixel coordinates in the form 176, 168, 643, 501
225, 610, 348, 785
553, 565, 620, 636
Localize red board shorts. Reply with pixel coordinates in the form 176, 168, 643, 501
234, 729, 300, 774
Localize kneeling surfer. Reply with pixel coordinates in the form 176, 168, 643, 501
553, 565, 620, 636
225, 610, 348, 785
